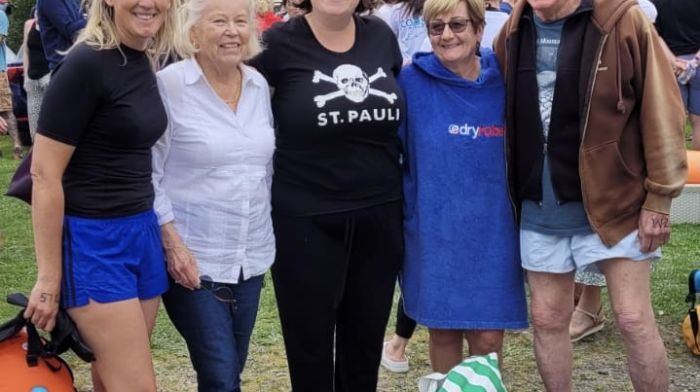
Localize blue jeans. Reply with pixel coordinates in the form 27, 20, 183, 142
162, 274, 264, 392
679, 53, 700, 115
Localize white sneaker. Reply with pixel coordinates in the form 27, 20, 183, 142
380, 342, 409, 373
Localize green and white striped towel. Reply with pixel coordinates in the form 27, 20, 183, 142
417, 352, 507, 392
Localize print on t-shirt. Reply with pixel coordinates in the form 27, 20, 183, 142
312, 64, 398, 107
248, 15, 405, 215
314, 64, 400, 127
534, 19, 564, 138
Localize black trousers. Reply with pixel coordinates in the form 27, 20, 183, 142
395, 296, 417, 339
272, 201, 403, 392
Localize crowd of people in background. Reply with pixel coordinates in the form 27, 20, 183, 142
1, 0, 695, 391
0, 0, 21, 159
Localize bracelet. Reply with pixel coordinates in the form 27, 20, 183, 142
163, 245, 185, 250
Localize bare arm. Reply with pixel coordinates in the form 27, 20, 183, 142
22, 19, 32, 73
160, 222, 200, 290
24, 134, 75, 331
151, 79, 199, 290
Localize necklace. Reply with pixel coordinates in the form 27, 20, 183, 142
212, 68, 242, 109
223, 85, 241, 106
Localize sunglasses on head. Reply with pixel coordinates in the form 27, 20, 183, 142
199, 275, 236, 304
427, 18, 472, 36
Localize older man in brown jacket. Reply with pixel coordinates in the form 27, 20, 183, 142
494, 0, 687, 390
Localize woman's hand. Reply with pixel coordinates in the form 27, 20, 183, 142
164, 245, 200, 290
672, 57, 689, 76
23, 280, 61, 331
161, 223, 200, 290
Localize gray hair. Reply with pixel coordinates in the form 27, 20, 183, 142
181, 0, 262, 59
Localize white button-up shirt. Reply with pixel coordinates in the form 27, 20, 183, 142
152, 58, 275, 284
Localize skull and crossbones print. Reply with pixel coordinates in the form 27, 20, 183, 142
312, 65, 398, 108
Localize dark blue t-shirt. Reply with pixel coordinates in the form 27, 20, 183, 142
520, 15, 592, 236
37, 0, 86, 70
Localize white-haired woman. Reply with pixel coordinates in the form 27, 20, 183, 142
24, 0, 182, 390
151, 0, 274, 390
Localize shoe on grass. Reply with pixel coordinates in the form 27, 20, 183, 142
381, 341, 409, 373
13, 146, 22, 160
570, 306, 605, 343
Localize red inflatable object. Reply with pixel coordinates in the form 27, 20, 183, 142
0, 330, 75, 392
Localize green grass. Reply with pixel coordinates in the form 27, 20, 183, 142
1, 135, 699, 391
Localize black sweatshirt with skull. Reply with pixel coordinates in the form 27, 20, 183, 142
250, 14, 405, 216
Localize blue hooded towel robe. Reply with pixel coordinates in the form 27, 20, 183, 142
398, 50, 528, 329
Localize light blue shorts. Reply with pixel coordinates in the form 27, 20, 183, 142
520, 229, 661, 274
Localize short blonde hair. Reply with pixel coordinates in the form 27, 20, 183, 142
76, 0, 185, 70
256, 0, 274, 14
423, 0, 486, 32
180, 0, 262, 60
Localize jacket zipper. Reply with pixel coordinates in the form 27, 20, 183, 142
503, 34, 518, 220
542, 141, 547, 206
579, 33, 608, 227
543, 14, 578, 207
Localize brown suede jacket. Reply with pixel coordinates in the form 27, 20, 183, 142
494, 0, 688, 246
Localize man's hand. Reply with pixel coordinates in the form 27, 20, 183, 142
638, 209, 671, 253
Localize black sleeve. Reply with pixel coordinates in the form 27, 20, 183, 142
365, 15, 403, 77
391, 29, 402, 77
37, 45, 105, 146
248, 28, 280, 87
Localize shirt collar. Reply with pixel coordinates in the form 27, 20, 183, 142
183, 57, 264, 89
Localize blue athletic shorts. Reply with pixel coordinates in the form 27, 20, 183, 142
61, 210, 168, 309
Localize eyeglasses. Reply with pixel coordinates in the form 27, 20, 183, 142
427, 18, 472, 36
199, 275, 236, 304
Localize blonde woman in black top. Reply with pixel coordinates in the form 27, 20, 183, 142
24, 1, 182, 390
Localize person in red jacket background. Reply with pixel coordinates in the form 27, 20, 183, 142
257, 0, 283, 33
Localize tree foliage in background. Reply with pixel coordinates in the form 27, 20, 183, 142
6, 0, 34, 52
